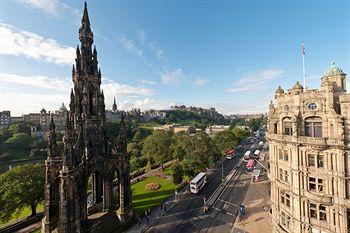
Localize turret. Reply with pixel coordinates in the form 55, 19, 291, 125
48, 114, 57, 158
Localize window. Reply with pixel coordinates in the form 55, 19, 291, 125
280, 211, 291, 229
284, 170, 289, 182
310, 203, 317, 219
279, 149, 283, 160
274, 123, 278, 134
308, 102, 317, 110
284, 150, 289, 161
305, 117, 323, 138
283, 117, 292, 135
310, 203, 327, 222
308, 177, 324, 193
320, 205, 327, 221
279, 168, 283, 180
280, 190, 291, 207
279, 168, 289, 183
279, 149, 289, 161
308, 154, 315, 167
317, 155, 324, 168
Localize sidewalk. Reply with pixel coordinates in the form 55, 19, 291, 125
126, 187, 189, 233
231, 179, 271, 233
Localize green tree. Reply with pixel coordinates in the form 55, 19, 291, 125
213, 130, 237, 155
4, 133, 34, 154
142, 130, 174, 165
0, 128, 11, 144
171, 162, 184, 185
8, 122, 31, 135
171, 131, 191, 161
0, 163, 44, 223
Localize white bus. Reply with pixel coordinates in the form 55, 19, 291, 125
254, 150, 260, 159
190, 172, 207, 194
243, 151, 251, 162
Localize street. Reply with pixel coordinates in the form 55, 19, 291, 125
146, 135, 264, 233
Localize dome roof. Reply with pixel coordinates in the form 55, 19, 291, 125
40, 107, 47, 114
292, 81, 303, 90
324, 62, 345, 77
60, 102, 67, 111
275, 86, 284, 94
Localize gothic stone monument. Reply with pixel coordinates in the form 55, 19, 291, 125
42, 3, 132, 233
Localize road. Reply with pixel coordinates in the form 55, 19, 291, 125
146, 136, 263, 233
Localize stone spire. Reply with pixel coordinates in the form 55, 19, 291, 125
118, 112, 127, 154
112, 96, 118, 111
48, 114, 57, 158
79, 2, 93, 46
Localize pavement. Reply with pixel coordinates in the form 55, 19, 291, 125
231, 154, 271, 233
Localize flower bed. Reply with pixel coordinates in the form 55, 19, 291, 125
144, 182, 160, 191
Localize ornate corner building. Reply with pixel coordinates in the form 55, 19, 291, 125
267, 62, 350, 233
41, 3, 132, 233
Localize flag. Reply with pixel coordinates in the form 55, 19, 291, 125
302, 44, 305, 55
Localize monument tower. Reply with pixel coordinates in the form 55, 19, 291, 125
42, 3, 132, 233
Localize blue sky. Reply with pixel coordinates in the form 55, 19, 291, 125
1, 0, 349, 116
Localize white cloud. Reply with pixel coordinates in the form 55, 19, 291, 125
135, 29, 146, 46
119, 97, 173, 111
237, 68, 284, 85
118, 34, 143, 58
1, 72, 156, 116
0, 23, 75, 65
227, 68, 284, 94
1, 73, 70, 91
161, 69, 186, 86
16, 0, 80, 18
148, 42, 166, 63
192, 78, 210, 86
102, 79, 154, 97
140, 79, 157, 85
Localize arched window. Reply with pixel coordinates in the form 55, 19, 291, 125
305, 117, 322, 138
282, 117, 292, 135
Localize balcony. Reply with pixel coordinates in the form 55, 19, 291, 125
303, 191, 333, 205
266, 133, 343, 147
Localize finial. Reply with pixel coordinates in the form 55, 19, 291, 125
84, 1, 87, 7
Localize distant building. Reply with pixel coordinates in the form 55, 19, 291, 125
205, 125, 230, 136
267, 62, 350, 233
11, 116, 23, 123
229, 113, 264, 121
153, 124, 196, 134
142, 110, 167, 121
0, 111, 11, 128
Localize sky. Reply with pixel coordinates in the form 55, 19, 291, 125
1, 0, 350, 116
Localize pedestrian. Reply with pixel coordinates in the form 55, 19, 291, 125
138, 217, 141, 226
146, 215, 150, 223
164, 204, 166, 212
160, 201, 163, 210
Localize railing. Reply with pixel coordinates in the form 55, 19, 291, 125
266, 133, 344, 147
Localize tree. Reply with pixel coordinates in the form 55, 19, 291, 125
8, 122, 31, 135
213, 130, 238, 155
142, 130, 174, 165
171, 163, 184, 185
0, 163, 44, 223
171, 131, 191, 161
132, 127, 151, 143
4, 133, 34, 154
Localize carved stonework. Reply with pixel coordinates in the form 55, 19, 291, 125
42, 3, 132, 233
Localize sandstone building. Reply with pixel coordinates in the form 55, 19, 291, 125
42, 3, 132, 232
267, 62, 350, 233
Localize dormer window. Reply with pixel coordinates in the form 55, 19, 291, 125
282, 117, 292, 135
305, 117, 322, 138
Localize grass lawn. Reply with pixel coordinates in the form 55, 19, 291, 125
0, 203, 43, 227
132, 176, 178, 216
139, 121, 162, 130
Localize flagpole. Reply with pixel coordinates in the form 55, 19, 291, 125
302, 43, 306, 91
